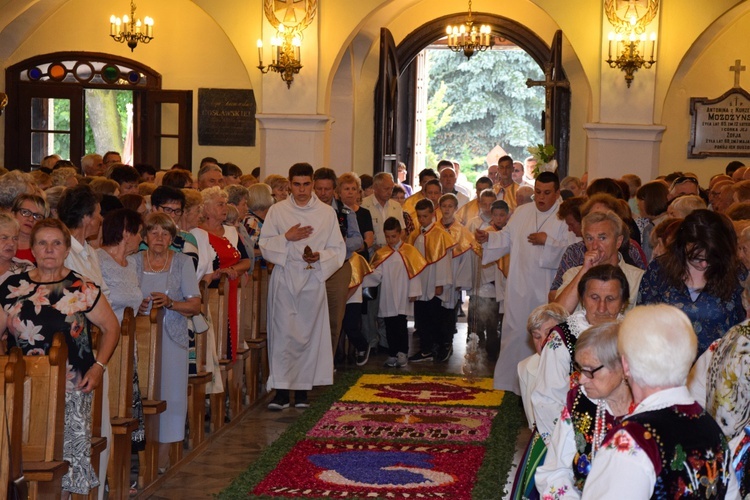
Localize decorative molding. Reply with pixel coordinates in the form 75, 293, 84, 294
583, 122, 666, 141
256, 113, 330, 132
263, 0, 317, 35
605, 0, 659, 35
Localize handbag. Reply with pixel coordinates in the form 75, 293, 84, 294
361, 286, 378, 301
191, 313, 210, 334
4, 401, 28, 500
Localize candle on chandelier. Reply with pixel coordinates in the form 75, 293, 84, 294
257, 39, 264, 66
649, 33, 656, 60
110, 15, 117, 36
607, 32, 614, 59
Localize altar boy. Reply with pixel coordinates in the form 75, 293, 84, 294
370, 217, 427, 367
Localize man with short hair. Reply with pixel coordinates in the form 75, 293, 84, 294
512, 161, 524, 185
313, 167, 363, 356
108, 164, 140, 195
103, 151, 122, 168
521, 156, 537, 187
668, 175, 700, 200
553, 210, 644, 313
439, 165, 470, 209
487, 164, 499, 185
475, 172, 577, 394
259, 162, 346, 410
198, 163, 224, 190
403, 168, 438, 219
516, 186, 534, 206
82, 153, 105, 177
493, 155, 519, 212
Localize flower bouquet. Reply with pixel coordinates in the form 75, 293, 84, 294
527, 143, 557, 178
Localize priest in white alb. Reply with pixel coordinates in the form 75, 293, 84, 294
259, 162, 346, 410
475, 171, 577, 394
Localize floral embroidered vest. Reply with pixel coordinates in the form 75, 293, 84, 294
608, 403, 729, 499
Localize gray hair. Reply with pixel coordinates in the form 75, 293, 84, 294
670, 195, 707, 218
576, 322, 622, 372
581, 210, 623, 239
224, 184, 249, 206
619, 304, 697, 388
200, 186, 228, 207
247, 183, 274, 212
0, 212, 20, 234
0, 171, 35, 211
373, 172, 394, 186
197, 163, 222, 179
526, 303, 569, 334
51, 167, 78, 187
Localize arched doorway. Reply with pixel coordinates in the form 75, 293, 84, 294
5, 52, 192, 170
374, 13, 570, 178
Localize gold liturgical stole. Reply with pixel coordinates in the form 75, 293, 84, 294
348, 252, 373, 289
480, 226, 509, 275
441, 220, 480, 258
407, 224, 455, 265
370, 243, 428, 279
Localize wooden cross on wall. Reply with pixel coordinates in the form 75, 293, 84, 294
730, 59, 746, 88
527, 62, 570, 145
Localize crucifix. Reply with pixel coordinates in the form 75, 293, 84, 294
526, 62, 570, 145
730, 59, 746, 88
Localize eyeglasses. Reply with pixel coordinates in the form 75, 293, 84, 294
573, 362, 605, 379
158, 206, 184, 217
16, 208, 45, 221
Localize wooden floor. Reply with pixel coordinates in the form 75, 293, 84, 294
143, 318, 527, 499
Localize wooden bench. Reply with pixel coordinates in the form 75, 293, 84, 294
187, 283, 211, 450
204, 278, 228, 432
105, 308, 139, 500
12, 334, 69, 499
1, 347, 27, 497
134, 307, 167, 487
243, 267, 268, 404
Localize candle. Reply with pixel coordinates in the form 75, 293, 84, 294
257, 39, 263, 66
650, 33, 656, 60
110, 15, 117, 36
607, 32, 614, 59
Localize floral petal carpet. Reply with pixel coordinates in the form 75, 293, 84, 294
219, 372, 525, 499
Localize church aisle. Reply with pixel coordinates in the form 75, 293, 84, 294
145, 319, 520, 498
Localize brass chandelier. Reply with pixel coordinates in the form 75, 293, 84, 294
445, 0, 493, 60
110, 0, 154, 52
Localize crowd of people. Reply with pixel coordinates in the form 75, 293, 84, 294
1, 151, 750, 498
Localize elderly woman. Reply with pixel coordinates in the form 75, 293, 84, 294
535, 323, 633, 498
243, 183, 274, 260
533, 265, 629, 443
518, 303, 570, 429
96, 209, 146, 473
263, 174, 289, 202
582, 305, 729, 498
224, 184, 255, 263
639, 209, 745, 355
635, 180, 670, 262
0, 214, 33, 285
0, 218, 120, 496
12, 193, 49, 264
338, 173, 375, 259
191, 187, 251, 361
135, 212, 201, 470
179, 188, 203, 233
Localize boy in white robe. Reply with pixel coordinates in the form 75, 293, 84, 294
259, 162, 346, 410
369, 217, 426, 367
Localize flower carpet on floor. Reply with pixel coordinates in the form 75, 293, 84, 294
219, 371, 525, 499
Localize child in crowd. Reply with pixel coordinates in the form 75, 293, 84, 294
466, 188, 498, 233
469, 200, 510, 359
439, 193, 476, 338
407, 199, 456, 363
369, 217, 426, 367
339, 251, 378, 366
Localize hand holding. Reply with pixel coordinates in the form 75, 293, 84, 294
78, 363, 104, 393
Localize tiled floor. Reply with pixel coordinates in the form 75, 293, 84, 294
144, 319, 527, 499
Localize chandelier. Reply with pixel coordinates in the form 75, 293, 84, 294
446, 0, 493, 60
110, 1, 154, 52
606, 32, 656, 88
257, 24, 303, 89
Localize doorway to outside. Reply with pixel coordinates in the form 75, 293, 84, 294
413, 40, 544, 187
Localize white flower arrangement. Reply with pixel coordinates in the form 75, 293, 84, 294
527, 144, 557, 178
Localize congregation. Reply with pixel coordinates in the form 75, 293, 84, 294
1, 152, 750, 499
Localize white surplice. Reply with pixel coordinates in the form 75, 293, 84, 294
368, 243, 423, 317
482, 199, 576, 394
259, 194, 346, 391
413, 223, 453, 304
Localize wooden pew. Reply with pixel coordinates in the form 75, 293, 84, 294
16, 333, 69, 499
215, 275, 242, 421
1, 347, 27, 497
134, 307, 167, 487
105, 308, 139, 500
187, 283, 211, 450
204, 278, 228, 432
243, 267, 268, 404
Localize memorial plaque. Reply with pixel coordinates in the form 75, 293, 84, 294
689, 88, 750, 158
198, 88, 256, 147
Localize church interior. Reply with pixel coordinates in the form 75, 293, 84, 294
2, 0, 750, 498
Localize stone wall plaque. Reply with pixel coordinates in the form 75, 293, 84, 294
198, 88, 256, 147
689, 87, 750, 158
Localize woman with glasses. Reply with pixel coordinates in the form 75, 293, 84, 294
0, 213, 33, 285
11, 192, 48, 264
511, 265, 628, 500
638, 209, 744, 355
535, 322, 633, 498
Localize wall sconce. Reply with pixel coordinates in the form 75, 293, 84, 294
606, 32, 656, 88
257, 25, 302, 89
257, 0, 317, 89
0, 92, 7, 116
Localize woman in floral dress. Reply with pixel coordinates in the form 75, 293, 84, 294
0, 218, 120, 496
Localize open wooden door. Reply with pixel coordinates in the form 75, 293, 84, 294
141, 90, 193, 170
374, 28, 400, 176
527, 30, 571, 177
